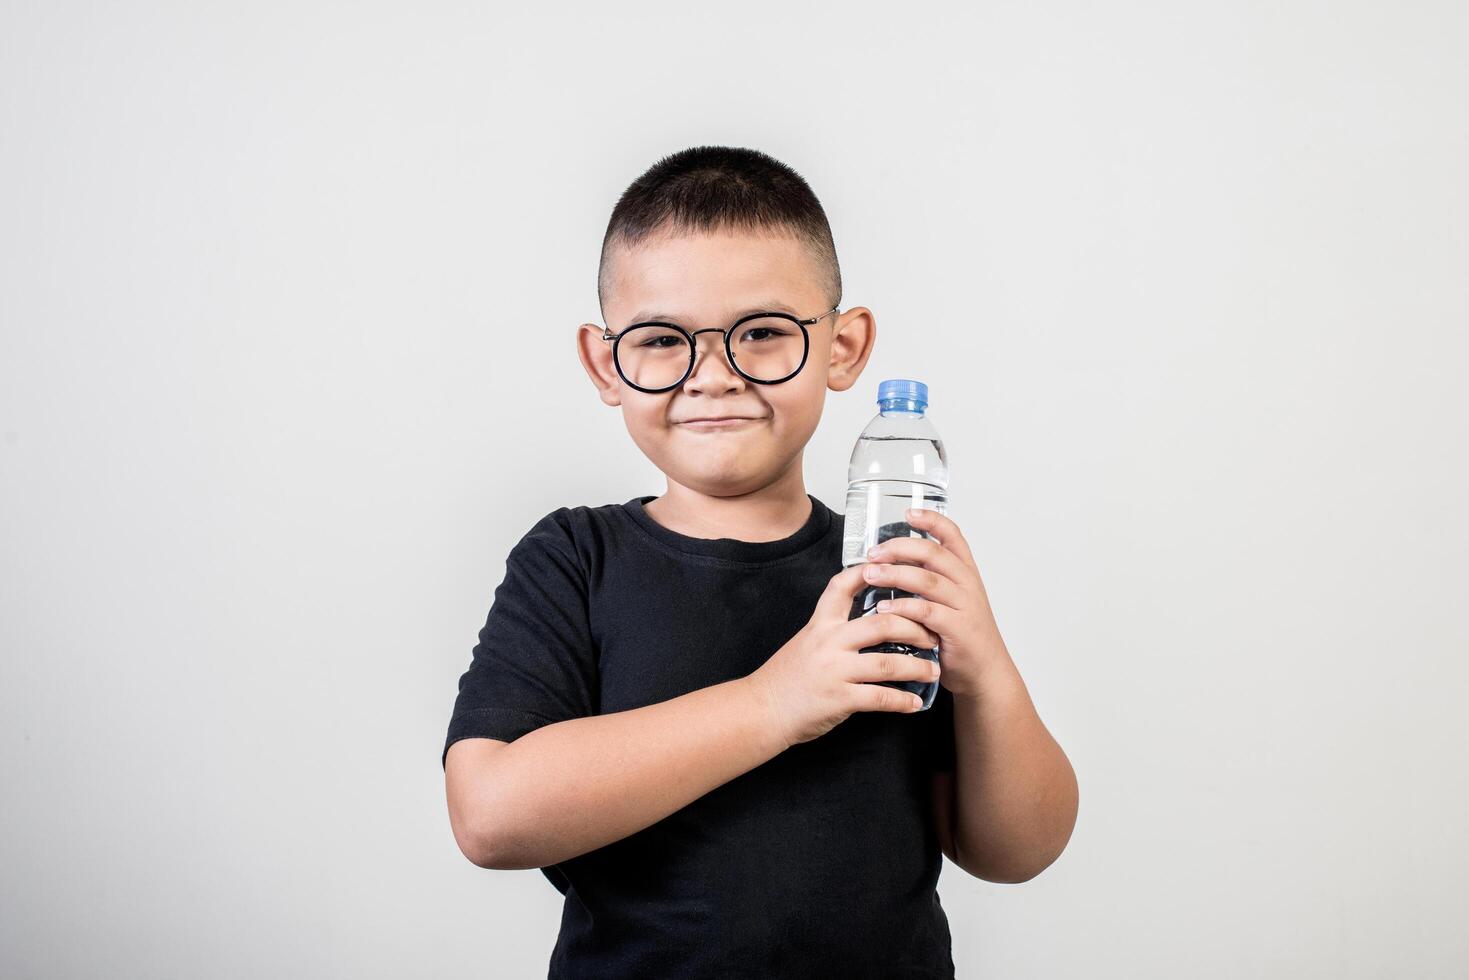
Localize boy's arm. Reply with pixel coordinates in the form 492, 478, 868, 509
945, 651, 1078, 883
445, 675, 784, 870
865, 507, 1078, 883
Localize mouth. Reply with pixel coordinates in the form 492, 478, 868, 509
677, 417, 764, 430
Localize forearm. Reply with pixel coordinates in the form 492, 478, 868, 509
951, 654, 1078, 883
476, 676, 786, 869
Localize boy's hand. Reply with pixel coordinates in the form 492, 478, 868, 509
746, 563, 943, 749
860, 508, 1005, 698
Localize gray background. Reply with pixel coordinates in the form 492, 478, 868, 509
3, 2, 1466, 977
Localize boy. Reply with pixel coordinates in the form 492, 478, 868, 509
442, 146, 1078, 978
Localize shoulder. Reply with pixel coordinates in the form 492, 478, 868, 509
521, 499, 627, 544
510, 499, 631, 572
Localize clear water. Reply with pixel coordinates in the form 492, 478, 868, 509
842, 420, 949, 711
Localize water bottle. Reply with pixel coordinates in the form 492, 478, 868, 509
842, 379, 950, 710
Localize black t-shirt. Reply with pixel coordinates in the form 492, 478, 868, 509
443, 493, 957, 979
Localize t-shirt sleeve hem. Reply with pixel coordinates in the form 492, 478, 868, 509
441, 707, 556, 770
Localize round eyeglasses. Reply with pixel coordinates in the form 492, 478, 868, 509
600, 306, 839, 393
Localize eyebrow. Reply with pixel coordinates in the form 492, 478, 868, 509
626, 301, 800, 325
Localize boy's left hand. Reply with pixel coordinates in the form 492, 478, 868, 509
862, 507, 1008, 698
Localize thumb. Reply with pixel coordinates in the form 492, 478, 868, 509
815, 563, 871, 622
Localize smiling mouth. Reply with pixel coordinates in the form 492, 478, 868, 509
678, 417, 763, 428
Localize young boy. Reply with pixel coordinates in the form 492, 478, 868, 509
442, 146, 1078, 978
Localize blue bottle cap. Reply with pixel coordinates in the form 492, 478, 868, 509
877, 379, 928, 411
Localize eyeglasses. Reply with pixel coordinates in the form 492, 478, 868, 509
601, 306, 839, 393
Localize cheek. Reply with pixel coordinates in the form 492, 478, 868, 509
767, 380, 824, 426
620, 416, 671, 464
618, 400, 673, 444
619, 393, 669, 422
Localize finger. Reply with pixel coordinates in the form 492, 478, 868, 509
846, 611, 941, 651
817, 564, 876, 620
849, 650, 942, 686
849, 680, 926, 714
865, 535, 977, 592
861, 561, 966, 611
871, 596, 954, 642
906, 508, 979, 573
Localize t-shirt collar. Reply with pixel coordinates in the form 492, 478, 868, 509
622, 493, 833, 564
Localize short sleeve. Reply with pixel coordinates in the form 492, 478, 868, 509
441, 511, 599, 769
926, 682, 956, 772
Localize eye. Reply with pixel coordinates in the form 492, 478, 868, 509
740, 326, 789, 343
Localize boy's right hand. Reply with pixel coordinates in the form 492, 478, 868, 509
746, 563, 943, 749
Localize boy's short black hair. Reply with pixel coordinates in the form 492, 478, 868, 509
598, 145, 842, 319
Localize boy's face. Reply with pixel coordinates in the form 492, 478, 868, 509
578, 227, 875, 498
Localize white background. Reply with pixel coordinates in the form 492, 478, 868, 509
2, 2, 1466, 977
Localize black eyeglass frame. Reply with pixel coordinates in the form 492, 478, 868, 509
600, 306, 840, 393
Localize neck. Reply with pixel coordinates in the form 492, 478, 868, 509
645, 462, 812, 542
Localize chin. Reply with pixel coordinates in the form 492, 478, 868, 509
668, 463, 770, 493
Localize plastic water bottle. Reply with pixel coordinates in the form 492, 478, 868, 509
842, 379, 950, 710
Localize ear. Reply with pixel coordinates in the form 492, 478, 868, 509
576, 322, 624, 407
826, 306, 876, 393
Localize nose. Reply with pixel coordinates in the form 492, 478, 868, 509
683, 328, 744, 392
